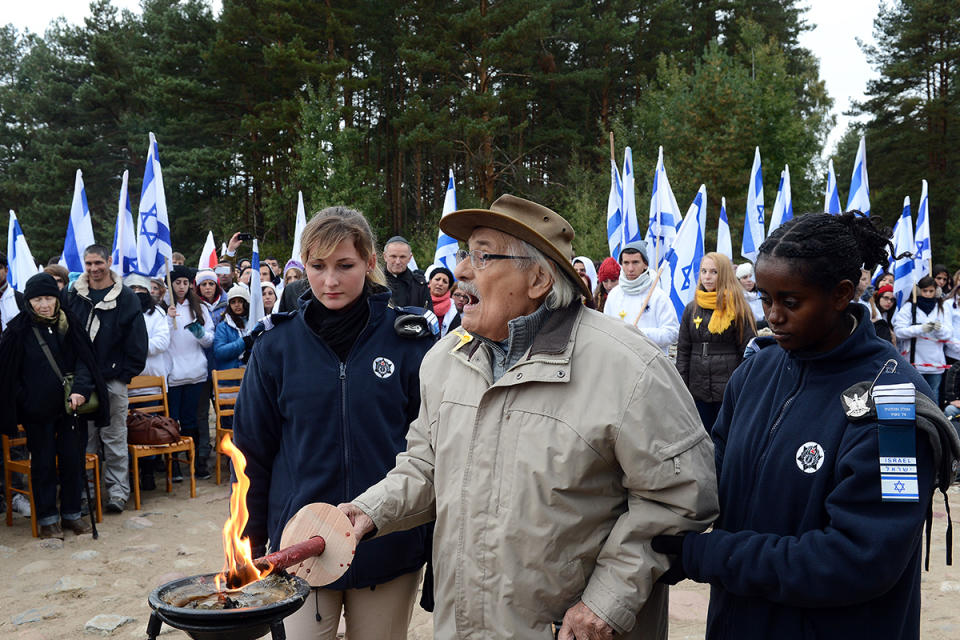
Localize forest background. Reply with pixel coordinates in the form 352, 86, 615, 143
0, 0, 957, 267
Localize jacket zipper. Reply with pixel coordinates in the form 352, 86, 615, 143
747, 362, 806, 514
339, 361, 349, 498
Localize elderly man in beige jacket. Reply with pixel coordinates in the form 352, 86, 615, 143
340, 195, 718, 640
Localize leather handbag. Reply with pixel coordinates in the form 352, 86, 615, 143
127, 410, 181, 445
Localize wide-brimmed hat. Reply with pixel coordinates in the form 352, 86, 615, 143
439, 194, 591, 299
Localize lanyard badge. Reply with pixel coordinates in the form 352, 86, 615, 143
871, 363, 919, 503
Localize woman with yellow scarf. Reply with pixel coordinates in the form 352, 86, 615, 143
677, 252, 757, 432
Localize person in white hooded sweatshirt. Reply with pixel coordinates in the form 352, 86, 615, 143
736, 262, 765, 325
166, 265, 214, 480
894, 274, 953, 406
603, 240, 678, 355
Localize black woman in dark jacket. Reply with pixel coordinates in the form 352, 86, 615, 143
0, 274, 108, 539
677, 252, 757, 432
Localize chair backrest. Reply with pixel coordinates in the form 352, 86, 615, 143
2, 426, 27, 462
212, 368, 244, 427
127, 375, 170, 417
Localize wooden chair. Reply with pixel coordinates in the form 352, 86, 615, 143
212, 368, 244, 485
3, 426, 102, 538
127, 375, 196, 510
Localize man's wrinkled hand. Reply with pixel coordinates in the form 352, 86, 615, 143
557, 601, 614, 640
337, 502, 375, 541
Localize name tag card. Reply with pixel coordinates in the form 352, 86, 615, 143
872, 376, 918, 502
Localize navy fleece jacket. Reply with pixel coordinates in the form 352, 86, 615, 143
233, 291, 433, 590
682, 304, 935, 640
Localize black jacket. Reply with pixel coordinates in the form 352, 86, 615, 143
66, 275, 148, 383
677, 301, 756, 403
277, 277, 310, 313
386, 268, 432, 309
234, 290, 434, 589
0, 308, 110, 436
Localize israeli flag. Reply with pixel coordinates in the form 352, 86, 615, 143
433, 170, 459, 272
913, 180, 931, 280
767, 165, 793, 234
663, 185, 707, 321
249, 239, 266, 324
136, 132, 173, 277
606, 159, 624, 259
60, 169, 96, 273
110, 170, 139, 278
7, 210, 38, 291
622, 147, 641, 244
824, 159, 841, 214
645, 146, 681, 265
741, 147, 764, 263
291, 190, 307, 264
846, 137, 871, 216
892, 197, 915, 309
717, 197, 732, 260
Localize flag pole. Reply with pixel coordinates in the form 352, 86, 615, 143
165, 257, 177, 329
609, 132, 615, 164
633, 263, 666, 327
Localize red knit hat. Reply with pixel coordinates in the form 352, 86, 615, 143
876, 284, 894, 295
597, 257, 621, 282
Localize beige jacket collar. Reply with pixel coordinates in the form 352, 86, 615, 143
74, 273, 122, 341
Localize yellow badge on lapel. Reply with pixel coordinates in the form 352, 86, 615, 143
618, 310, 626, 320
694, 315, 703, 329
452, 330, 474, 353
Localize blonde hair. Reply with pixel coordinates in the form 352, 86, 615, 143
300, 206, 387, 287
698, 252, 757, 340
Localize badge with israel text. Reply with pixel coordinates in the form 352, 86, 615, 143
872, 373, 918, 502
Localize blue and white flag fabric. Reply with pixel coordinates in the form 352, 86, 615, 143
645, 146, 681, 265
291, 190, 307, 264
913, 180, 931, 280
717, 197, 732, 260
111, 170, 138, 278
621, 147, 641, 245
767, 165, 793, 234
741, 147, 765, 263
249, 239, 266, 325
824, 159, 841, 214
60, 169, 96, 273
891, 196, 915, 309
663, 184, 707, 321
606, 158, 624, 259
433, 169, 459, 272
136, 132, 173, 277
846, 137, 871, 216
7, 210, 38, 291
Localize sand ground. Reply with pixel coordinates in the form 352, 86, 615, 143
1, 471, 958, 639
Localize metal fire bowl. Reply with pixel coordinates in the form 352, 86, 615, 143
148, 572, 311, 640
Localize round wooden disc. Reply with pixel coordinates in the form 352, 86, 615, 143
279, 503, 357, 587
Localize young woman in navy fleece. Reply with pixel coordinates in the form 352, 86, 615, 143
233, 206, 433, 640
654, 212, 936, 639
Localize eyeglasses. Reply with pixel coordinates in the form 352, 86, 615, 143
451, 292, 470, 301
880, 295, 896, 302
455, 249, 531, 270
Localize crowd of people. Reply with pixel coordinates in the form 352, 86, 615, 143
1, 197, 958, 640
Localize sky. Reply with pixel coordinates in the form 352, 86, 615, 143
3, 0, 878, 157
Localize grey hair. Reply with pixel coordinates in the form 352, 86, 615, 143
506, 237, 579, 310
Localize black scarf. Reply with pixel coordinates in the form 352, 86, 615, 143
917, 296, 938, 315
304, 285, 371, 362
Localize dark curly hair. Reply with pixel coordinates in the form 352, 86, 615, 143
757, 211, 900, 292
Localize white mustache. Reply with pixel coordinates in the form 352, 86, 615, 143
457, 281, 480, 300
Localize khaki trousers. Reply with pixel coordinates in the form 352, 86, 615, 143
283, 568, 422, 640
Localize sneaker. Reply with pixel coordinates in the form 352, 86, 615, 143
39, 523, 64, 540
171, 462, 183, 483
196, 468, 211, 480
61, 518, 92, 535
106, 498, 125, 514
11, 494, 31, 518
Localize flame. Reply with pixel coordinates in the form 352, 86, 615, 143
215, 434, 272, 591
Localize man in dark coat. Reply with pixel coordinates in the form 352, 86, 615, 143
66, 245, 147, 514
383, 236, 431, 309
